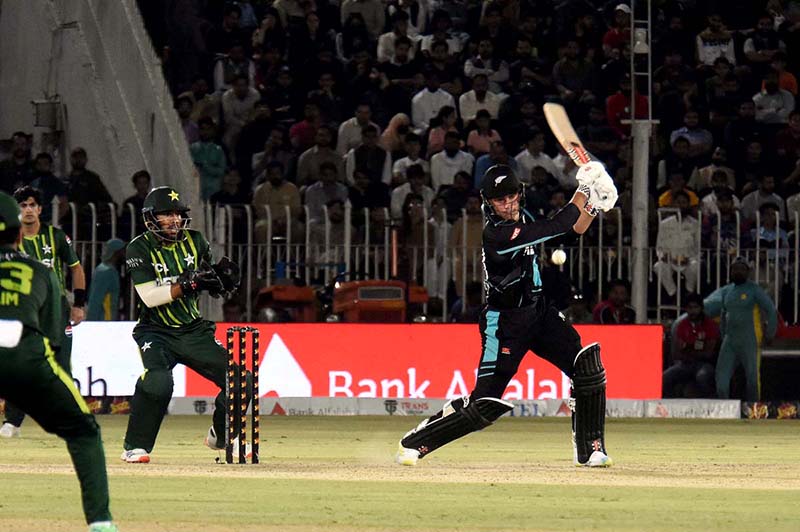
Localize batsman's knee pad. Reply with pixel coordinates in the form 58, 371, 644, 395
571, 343, 607, 464
401, 396, 514, 458
136, 368, 174, 402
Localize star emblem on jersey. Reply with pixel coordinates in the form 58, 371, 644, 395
168, 190, 180, 201
494, 175, 508, 185
184, 255, 195, 266
141, 342, 152, 352
42, 244, 52, 255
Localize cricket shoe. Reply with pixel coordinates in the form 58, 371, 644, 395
88, 521, 119, 531
0, 422, 20, 438
394, 442, 420, 466
120, 448, 150, 463
204, 426, 252, 459
583, 450, 613, 467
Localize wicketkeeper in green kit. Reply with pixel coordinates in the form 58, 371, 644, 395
1, 185, 87, 438
120, 186, 247, 463
0, 192, 118, 532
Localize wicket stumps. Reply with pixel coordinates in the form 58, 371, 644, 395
225, 326, 260, 464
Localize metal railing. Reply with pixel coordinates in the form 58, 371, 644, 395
52, 199, 800, 325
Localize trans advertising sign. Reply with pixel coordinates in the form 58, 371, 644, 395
72, 323, 663, 399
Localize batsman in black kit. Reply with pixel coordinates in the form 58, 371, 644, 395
396, 162, 618, 467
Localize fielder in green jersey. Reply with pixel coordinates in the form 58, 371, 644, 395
121, 186, 245, 463
0, 191, 118, 532
1, 185, 87, 437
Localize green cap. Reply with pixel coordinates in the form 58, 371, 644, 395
0, 191, 21, 231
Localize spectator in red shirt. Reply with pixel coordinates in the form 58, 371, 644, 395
289, 101, 321, 152
602, 4, 631, 58
663, 294, 719, 397
592, 279, 636, 324
606, 74, 648, 137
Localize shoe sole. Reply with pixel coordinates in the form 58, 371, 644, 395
121, 455, 151, 464
575, 458, 613, 468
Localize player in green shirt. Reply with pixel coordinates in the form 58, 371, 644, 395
0, 191, 118, 532
120, 186, 245, 463
0, 185, 87, 438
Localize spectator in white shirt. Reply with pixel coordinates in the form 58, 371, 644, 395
689, 146, 735, 192
392, 133, 430, 183
741, 174, 786, 222
669, 109, 713, 158
700, 169, 741, 216
391, 164, 434, 219
338, 103, 381, 156
458, 73, 504, 123
221, 75, 260, 160
695, 13, 736, 67
377, 10, 419, 63
420, 10, 463, 54
304, 162, 350, 223
786, 191, 800, 223
411, 69, 456, 133
430, 131, 475, 192
753, 72, 795, 124
463, 38, 509, 93
654, 191, 700, 296
514, 127, 558, 182
388, 0, 428, 36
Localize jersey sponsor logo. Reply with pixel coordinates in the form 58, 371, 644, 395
41, 258, 54, 268
510, 227, 520, 240
154, 275, 179, 287
501, 347, 511, 355
126, 257, 144, 269
524, 246, 536, 256
152, 262, 170, 275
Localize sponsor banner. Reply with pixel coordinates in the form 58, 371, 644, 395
197, 323, 662, 400
508, 399, 645, 418
741, 401, 800, 419
645, 399, 741, 419
72, 322, 662, 399
71, 322, 185, 396
167, 398, 657, 418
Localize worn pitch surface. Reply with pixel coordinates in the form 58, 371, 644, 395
0, 416, 797, 532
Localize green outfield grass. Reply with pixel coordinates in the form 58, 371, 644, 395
0, 416, 798, 532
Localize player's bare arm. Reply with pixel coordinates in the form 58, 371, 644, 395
69, 262, 86, 325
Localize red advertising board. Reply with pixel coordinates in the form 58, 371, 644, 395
185, 324, 663, 400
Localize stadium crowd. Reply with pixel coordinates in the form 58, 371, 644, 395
2, 1, 800, 399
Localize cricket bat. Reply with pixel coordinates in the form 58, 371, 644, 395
543, 102, 593, 166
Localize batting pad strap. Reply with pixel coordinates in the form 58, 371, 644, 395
401, 397, 513, 457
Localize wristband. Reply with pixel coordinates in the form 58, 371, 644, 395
73, 289, 87, 307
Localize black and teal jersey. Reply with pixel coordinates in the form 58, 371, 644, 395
125, 229, 212, 328
19, 223, 80, 297
0, 246, 63, 343
482, 205, 580, 309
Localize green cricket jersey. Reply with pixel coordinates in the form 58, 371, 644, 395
19, 223, 80, 297
0, 246, 63, 343
126, 229, 212, 328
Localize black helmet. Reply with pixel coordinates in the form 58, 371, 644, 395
480, 165, 522, 200
142, 186, 191, 241
480, 165, 525, 223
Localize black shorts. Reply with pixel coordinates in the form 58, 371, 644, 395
472, 298, 583, 399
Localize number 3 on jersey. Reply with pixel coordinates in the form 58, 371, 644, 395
0, 262, 34, 295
